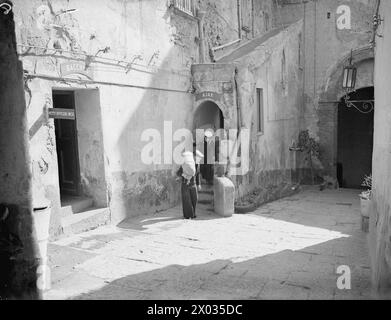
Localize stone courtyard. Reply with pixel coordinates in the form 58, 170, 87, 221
44, 187, 390, 300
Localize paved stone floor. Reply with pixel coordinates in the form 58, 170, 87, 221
44, 187, 391, 300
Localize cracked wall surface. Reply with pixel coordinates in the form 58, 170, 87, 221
232, 21, 306, 199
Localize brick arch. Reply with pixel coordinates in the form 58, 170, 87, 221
319, 45, 374, 102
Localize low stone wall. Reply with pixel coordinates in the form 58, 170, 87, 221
109, 169, 181, 224
233, 168, 315, 213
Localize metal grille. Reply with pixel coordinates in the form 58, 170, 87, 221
173, 0, 195, 16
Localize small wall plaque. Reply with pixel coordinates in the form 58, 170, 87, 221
195, 91, 222, 101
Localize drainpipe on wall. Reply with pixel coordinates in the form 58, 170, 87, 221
237, 0, 242, 40
230, 67, 243, 185
251, 0, 255, 38
234, 67, 243, 132
197, 10, 206, 64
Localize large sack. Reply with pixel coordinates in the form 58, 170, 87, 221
182, 152, 196, 180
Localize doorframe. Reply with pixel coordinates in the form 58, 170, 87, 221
53, 89, 82, 196
193, 100, 225, 183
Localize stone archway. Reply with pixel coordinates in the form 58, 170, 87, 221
193, 100, 225, 183
320, 45, 374, 102
317, 46, 374, 180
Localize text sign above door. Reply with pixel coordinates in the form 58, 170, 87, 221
60, 62, 93, 79
48, 108, 75, 120
195, 91, 222, 101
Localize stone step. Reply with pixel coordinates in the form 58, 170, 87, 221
199, 187, 214, 195
198, 192, 213, 205
200, 179, 214, 186
199, 199, 213, 205
61, 207, 110, 236
61, 196, 94, 216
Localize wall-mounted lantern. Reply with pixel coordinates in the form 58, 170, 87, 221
342, 51, 357, 90
341, 50, 374, 114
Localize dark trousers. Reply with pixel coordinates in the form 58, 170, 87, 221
181, 182, 198, 218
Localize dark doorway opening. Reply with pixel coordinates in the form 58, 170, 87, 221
337, 87, 374, 189
53, 90, 81, 197
194, 101, 224, 184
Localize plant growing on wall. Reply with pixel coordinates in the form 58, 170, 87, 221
298, 130, 320, 185
360, 174, 372, 200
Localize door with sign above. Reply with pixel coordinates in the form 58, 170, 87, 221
53, 91, 81, 196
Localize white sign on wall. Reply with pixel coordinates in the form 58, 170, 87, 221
336, 5, 352, 30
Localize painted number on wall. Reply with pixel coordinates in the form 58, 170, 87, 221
336, 5, 351, 30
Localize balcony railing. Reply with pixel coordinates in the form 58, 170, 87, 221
172, 0, 196, 17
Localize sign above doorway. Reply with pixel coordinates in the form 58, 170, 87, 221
195, 91, 221, 101
48, 108, 75, 120
60, 62, 93, 80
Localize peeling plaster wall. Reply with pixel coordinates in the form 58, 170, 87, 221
200, 0, 240, 48
191, 63, 237, 130
11, 0, 294, 232
278, 0, 376, 179
233, 21, 305, 198
370, 0, 391, 291
12, 0, 203, 230
192, 21, 305, 202
200, 0, 279, 61
74, 90, 107, 208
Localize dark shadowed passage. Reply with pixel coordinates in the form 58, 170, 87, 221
337, 87, 374, 189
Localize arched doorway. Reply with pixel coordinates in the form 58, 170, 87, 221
317, 46, 374, 181
337, 87, 374, 188
193, 100, 224, 184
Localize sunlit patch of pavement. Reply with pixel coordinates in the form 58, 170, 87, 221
44, 187, 389, 300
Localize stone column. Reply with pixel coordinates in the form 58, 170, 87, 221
0, 2, 40, 299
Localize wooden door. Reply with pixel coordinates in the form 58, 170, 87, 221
53, 91, 80, 195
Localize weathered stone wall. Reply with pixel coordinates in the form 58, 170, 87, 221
232, 21, 305, 198
200, 0, 277, 47
201, 0, 280, 61
74, 90, 107, 208
191, 63, 237, 129
191, 21, 305, 202
13, 0, 202, 229
278, 0, 376, 179
0, 1, 39, 299
370, 0, 391, 291
11, 0, 285, 232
